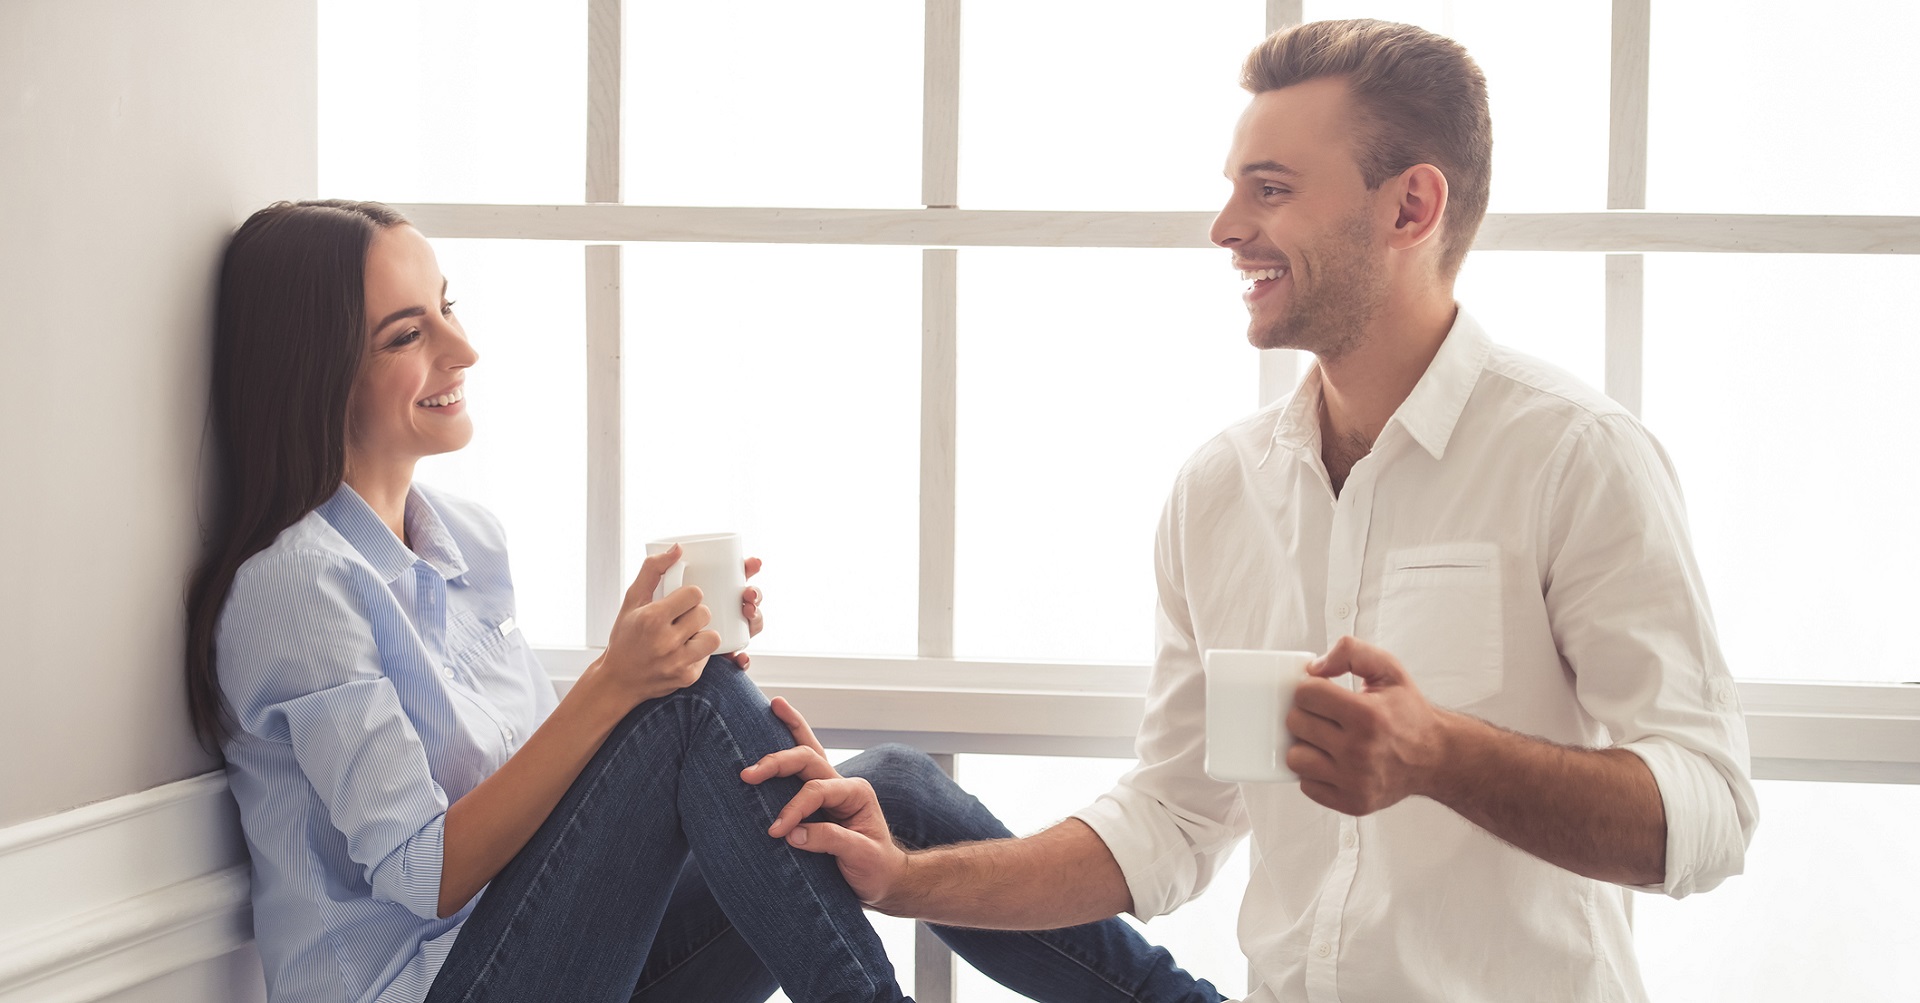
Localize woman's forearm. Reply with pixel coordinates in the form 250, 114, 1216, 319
437, 661, 628, 917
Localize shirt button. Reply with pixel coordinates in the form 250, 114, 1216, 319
1342, 831, 1356, 848
444, 666, 457, 680
1315, 942, 1332, 958
1335, 603, 1351, 620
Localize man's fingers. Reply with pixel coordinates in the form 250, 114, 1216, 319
741, 745, 838, 785
1312, 635, 1410, 690
770, 697, 827, 756
768, 777, 874, 838
1286, 704, 1345, 754
1292, 677, 1365, 722
786, 820, 874, 858
1286, 737, 1338, 781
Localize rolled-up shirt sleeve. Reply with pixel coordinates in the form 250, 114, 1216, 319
220, 551, 451, 920
1073, 479, 1249, 921
1543, 413, 1759, 898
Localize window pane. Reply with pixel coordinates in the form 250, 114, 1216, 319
1648, 0, 1920, 215
1454, 251, 1607, 392
1306, 0, 1610, 212
319, 0, 585, 203
955, 754, 1252, 1000
1634, 779, 1920, 1002
960, 0, 1264, 210
623, 2, 921, 208
954, 248, 1261, 664
1642, 255, 1920, 684
621, 244, 920, 657
415, 240, 586, 647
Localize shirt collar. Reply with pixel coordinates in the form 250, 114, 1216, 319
317, 483, 470, 584
1388, 308, 1492, 461
1264, 306, 1492, 464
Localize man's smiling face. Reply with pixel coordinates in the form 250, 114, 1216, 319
1209, 76, 1395, 361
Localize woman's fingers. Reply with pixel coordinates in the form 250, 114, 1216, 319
744, 556, 763, 579
742, 585, 765, 638
626, 545, 680, 608
769, 697, 826, 756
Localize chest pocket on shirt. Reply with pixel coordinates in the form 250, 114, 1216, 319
447, 609, 514, 677
1373, 542, 1503, 709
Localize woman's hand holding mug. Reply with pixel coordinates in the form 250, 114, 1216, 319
592, 544, 722, 710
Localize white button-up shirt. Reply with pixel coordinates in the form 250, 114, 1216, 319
1074, 310, 1757, 1003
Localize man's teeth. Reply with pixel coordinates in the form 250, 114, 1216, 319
418, 388, 465, 408
1239, 268, 1287, 282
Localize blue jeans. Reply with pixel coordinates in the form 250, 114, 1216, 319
425, 660, 1222, 1003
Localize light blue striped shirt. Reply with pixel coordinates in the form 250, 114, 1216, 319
217, 483, 557, 1003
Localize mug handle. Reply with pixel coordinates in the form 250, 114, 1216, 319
652, 556, 685, 603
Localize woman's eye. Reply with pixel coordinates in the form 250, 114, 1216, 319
391, 328, 421, 348
441, 299, 457, 317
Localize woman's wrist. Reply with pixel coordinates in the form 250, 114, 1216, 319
567, 653, 639, 734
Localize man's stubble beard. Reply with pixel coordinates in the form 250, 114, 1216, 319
1247, 209, 1388, 366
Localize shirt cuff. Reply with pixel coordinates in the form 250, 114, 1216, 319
1620, 735, 1751, 898
1072, 789, 1199, 923
370, 809, 448, 920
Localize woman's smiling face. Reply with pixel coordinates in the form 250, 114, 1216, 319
347, 224, 478, 475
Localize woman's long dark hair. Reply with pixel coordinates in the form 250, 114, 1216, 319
185, 199, 408, 751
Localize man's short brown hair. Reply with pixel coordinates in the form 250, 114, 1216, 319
1242, 19, 1492, 277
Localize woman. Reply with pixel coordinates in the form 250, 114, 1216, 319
185, 200, 1222, 1003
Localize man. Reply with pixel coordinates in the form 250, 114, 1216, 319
744, 19, 1757, 1002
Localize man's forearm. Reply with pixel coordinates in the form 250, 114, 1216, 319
876, 818, 1133, 929
1428, 712, 1666, 886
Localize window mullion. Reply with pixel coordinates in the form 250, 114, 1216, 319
919, 3, 962, 997
584, 0, 624, 645
1606, 0, 1650, 417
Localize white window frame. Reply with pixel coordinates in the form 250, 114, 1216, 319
381, 0, 1920, 996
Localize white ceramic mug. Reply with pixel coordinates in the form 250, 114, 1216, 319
645, 533, 753, 655
1204, 649, 1313, 783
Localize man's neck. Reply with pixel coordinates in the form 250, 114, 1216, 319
343, 457, 417, 548
1315, 294, 1457, 493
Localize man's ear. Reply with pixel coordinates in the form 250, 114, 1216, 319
1388, 163, 1448, 252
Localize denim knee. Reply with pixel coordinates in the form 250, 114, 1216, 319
672, 655, 766, 711
838, 743, 948, 803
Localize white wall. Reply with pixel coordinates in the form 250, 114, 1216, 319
0, 0, 316, 827
1, 2, 314, 995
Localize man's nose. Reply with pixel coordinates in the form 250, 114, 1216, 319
1209, 199, 1249, 249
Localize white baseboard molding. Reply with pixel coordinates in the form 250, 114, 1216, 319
0, 774, 255, 1003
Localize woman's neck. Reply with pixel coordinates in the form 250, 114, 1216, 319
343, 458, 417, 548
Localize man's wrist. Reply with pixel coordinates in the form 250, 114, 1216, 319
872, 845, 932, 918
1419, 708, 1484, 805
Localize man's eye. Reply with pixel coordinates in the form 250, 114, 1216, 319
1262, 185, 1290, 198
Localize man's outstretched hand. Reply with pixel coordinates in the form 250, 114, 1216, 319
740, 698, 911, 909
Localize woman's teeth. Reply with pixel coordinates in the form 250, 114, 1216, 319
418, 388, 465, 408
